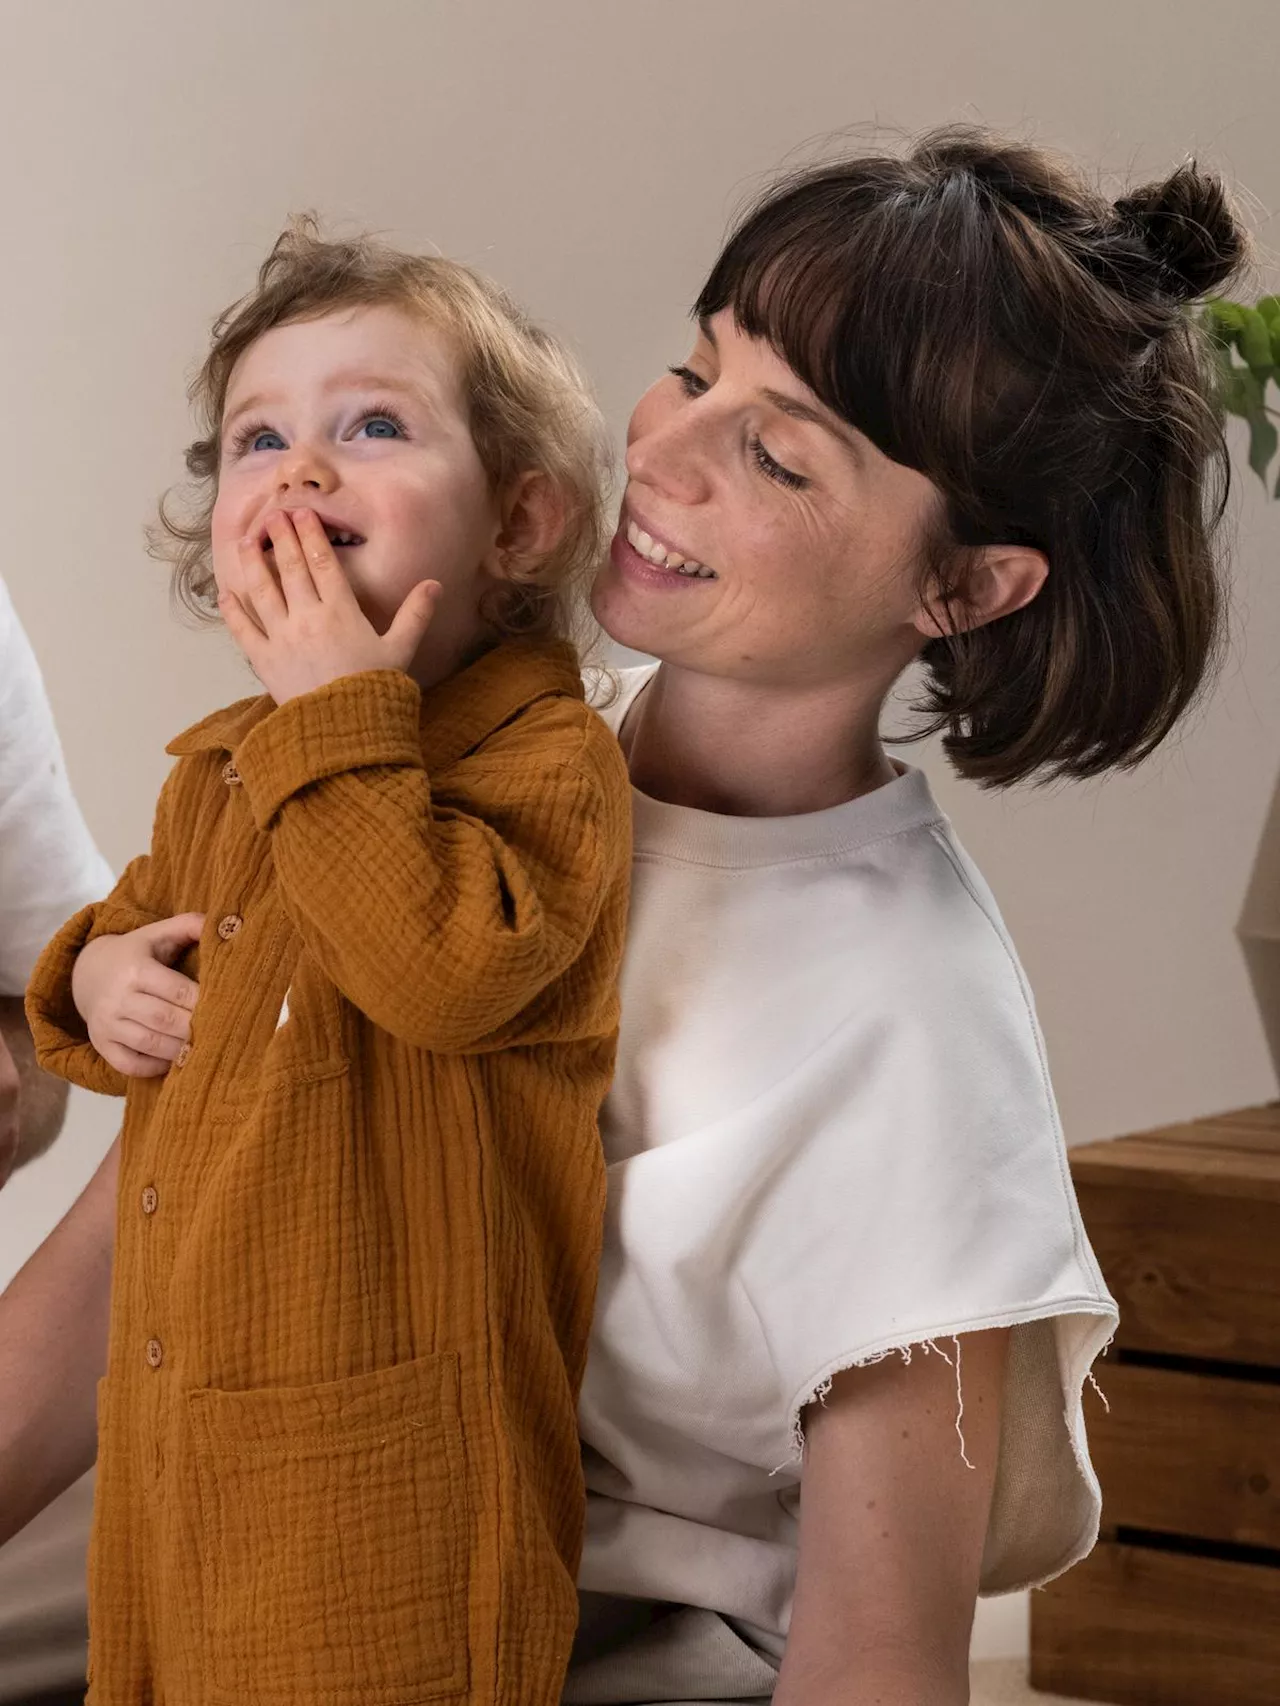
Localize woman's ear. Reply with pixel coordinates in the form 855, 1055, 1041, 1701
912, 544, 1048, 639
491, 471, 566, 580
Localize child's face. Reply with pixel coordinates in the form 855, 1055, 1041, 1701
212, 304, 505, 678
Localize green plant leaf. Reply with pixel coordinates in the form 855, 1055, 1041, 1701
1201, 303, 1244, 359
1258, 294, 1280, 325
1219, 359, 1264, 419
1247, 411, 1279, 485
1241, 308, 1274, 372
1204, 297, 1247, 330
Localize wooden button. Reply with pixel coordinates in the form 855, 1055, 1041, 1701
216, 914, 243, 941
145, 1338, 164, 1369
175, 1043, 192, 1068
141, 1185, 158, 1215
221, 761, 242, 786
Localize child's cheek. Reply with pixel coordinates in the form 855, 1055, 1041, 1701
209, 492, 246, 597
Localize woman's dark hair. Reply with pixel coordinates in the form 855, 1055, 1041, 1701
695, 126, 1249, 786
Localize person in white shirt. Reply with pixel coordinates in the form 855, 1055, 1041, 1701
0, 572, 112, 1704
562, 132, 1243, 1704
0, 127, 1248, 1706
0, 575, 113, 1185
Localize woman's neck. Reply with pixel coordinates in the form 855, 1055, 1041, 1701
620, 663, 899, 818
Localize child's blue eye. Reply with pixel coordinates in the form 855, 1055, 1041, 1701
251, 429, 286, 453
360, 416, 403, 439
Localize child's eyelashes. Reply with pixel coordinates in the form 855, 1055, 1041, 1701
355, 404, 409, 440
225, 402, 412, 459
229, 420, 285, 457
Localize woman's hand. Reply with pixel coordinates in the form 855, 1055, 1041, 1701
219, 509, 440, 704
71, 915, 204, 1077
773, 1327, 1010, 1706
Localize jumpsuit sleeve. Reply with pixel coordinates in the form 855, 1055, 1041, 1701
25, 763, 184, 1096
231, 669, 631, 1053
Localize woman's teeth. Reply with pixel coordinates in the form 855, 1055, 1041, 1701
626, 520, 715, 578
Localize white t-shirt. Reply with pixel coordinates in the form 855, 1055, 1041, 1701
0, 577, 111, 1701
0, 575, 113, 989
570, 665, 1117, 1691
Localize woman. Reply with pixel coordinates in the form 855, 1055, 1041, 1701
0, 127, 1246, 1706
563, 129, 1244, 1705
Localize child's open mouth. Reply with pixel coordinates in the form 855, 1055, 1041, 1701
260, 516, 367, 553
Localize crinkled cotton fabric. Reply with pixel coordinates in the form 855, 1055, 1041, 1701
29, 643, 632, 1706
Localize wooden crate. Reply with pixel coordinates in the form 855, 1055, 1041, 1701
1030, 1104, 1280, 1705
1032, 1540, 1280, 1706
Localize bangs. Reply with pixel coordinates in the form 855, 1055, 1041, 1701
685, 127, 1242, 786
693, 167, 1043, 543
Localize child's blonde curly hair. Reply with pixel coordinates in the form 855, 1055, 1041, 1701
155, 216, 612, 644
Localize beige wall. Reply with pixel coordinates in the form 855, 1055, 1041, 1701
1, 0, 1277, 1661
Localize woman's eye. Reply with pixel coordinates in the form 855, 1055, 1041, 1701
750, 434, 808, 491
358, 414, 405, 439
668, 365, 710, 399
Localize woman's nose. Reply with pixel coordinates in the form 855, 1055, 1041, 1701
626, 408, 713, 504
277, 442, 337, 495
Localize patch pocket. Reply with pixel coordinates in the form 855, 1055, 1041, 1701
188, 1354, 469, 1704
210, 944, 347, 1127
258, 945, 348, 1086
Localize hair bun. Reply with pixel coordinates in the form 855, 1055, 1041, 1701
1113, 162, 1247, 302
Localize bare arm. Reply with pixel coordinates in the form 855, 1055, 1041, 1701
0, 994, 70, 1179
0, 1135, 116, 1545
773, 1328, 1010, 1706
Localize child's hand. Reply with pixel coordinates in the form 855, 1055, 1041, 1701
219, 509, 441, 704
71, 915, 204, 1078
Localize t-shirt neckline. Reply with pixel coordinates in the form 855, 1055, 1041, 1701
599, 662, 946, 870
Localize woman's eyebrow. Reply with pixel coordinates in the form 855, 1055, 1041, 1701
693, 315, 863, 463
761, 388, 864, 463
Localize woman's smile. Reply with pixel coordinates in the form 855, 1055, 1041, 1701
609, 508, 720, 591
622, 513, 717, 579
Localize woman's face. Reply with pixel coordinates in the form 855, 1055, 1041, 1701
592, 310, 942, 690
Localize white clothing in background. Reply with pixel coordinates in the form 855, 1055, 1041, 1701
0, 573, 110, 1703
0, 575, 113, 990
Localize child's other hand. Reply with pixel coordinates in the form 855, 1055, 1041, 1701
219, 509, 440, 704
71, 914, 204, 1078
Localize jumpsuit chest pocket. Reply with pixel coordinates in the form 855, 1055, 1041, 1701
187, 1353, 470, 1704
206, 933, 349, 1127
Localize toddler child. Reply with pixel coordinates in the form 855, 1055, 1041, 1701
26, 218, 631, 1706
